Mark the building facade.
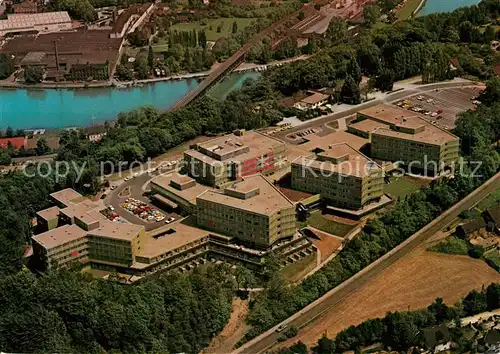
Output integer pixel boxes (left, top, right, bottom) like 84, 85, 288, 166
291, 143, 384, 210
196, 175, 296, 249
183, 130, 287, 187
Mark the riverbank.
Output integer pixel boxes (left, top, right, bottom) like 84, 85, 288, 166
0, 55, 310, 90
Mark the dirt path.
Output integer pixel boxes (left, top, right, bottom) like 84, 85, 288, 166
202, 298, 250, 354
279, 247, 500, 349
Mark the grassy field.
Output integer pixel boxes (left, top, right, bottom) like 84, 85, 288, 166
428, 236, 469, 256
476, 188, 500, 211
152, 44, 170, 53
281, 254, 317, 282
307, 212, 356, 237
170, 18, 257, 42
384, 176, 424, 199
396, 0, 423, 20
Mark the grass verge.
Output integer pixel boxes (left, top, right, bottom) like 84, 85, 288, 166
307, 212, 356, 237
281, 254, 316, 282
428, 236, 469, 255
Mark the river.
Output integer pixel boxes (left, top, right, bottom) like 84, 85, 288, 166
418, 0, 481, 16
0, 71, 260, 130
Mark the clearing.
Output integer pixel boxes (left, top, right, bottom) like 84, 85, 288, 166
202, 298, 250, 354
170, 18, 257, 42
307, 211, 358, 237
396, 0, 423, 20
384, 175, 429, 199
279, 246, 500, 348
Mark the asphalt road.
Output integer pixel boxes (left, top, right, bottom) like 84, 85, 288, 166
235, 171, 500, 354
273, 80, 482, 142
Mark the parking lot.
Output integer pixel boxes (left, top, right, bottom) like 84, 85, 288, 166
393, 86, 484, 130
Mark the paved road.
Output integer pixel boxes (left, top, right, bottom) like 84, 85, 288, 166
235, 171, 500, 354
273, 80, 482, 141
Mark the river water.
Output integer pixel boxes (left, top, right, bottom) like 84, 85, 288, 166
418, 0, 481, 16
0, 71, 260, 130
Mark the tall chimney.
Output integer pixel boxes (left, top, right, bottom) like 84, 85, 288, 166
53, 40, 59, 71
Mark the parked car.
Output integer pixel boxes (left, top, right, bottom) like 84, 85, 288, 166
276, 325, 288, 333
165, 217, 175, 224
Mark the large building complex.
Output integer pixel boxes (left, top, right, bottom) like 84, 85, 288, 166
0, 11, 72, 37
291, 143, 384, 210
353, 104, 460, 174
183, 130, 287, 187
196, 175, 296, 249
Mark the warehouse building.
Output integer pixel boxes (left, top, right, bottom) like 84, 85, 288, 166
291, 143, 384, 210
196, 175, 296, 249
0, 11, 72, 37
354, 104, 460, 174
183, 130, 287, 187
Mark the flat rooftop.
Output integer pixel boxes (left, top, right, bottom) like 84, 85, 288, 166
197, 174, 294, 215
292, 143, 381, 178
36, 206, 60, 221
297, 130, 369, 153
32, 224, 87, 249
151, 173, 214, 204
185, 131, 284, 165
358, 104, 458, 145
50, 188, 84, 206
348, 118, 389, 134
87, 221, 144, 241
138, 217, 210, 258
0, 11, 71, 31
60, 203, 106, 225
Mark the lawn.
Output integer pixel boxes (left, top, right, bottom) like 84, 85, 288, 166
396, 0, 423, 20
281, 254, 316, 282
307, 212, 356, 237
384, 176, 424, 199
476, 188, 500, 211
152, 44, 170, 53
170, 17, 257, 42
428, 236, 470, 256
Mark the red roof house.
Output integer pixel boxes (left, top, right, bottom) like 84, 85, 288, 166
0, 137, 26, 149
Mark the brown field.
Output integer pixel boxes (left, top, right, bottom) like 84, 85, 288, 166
279, 247, 500, 349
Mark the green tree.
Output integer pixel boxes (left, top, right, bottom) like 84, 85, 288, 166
36, 138, 50, 156
479, 76, 500, 105
363, 4, 380, 26
24, 66, 44, 84
148, 45, 154, 69
5, 126, 13, 138
298, 11, 305, 20
0, 54, 14, 79
340, 75, 361, 104
232, 20, 238, 33
375, 68, 395, 91
116, 64, 132, 81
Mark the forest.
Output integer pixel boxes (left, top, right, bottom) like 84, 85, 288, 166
280, 283, 500, 354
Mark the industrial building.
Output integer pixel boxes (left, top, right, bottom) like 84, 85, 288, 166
1, 29, 121, 81
0, 11, 72, 37
183, 130, 287, 187
354, 104, 460, 174
196, 175, 297, 249
291, 143, 384, 210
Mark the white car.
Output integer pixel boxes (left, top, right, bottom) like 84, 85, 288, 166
108, 206, 115, 211
156, 216, 165, 222
165, 217, 175, 224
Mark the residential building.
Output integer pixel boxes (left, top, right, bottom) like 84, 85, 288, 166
196, 175, 296, 249
294, 92, 329, 110
183, 130, 287, 187
50, 188, 85, 208
291, 143, 384, 210
0, 136, 26, 149
0, 12, 72, 37
356, 104, 460, 174
35, 205, 60, 231
12, 0, 38, 14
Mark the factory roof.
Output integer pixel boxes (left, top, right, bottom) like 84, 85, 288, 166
0, 11, 71, 31
32, 224, 87, 250
197, 175, 294, 215
292, 143, 381, 178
